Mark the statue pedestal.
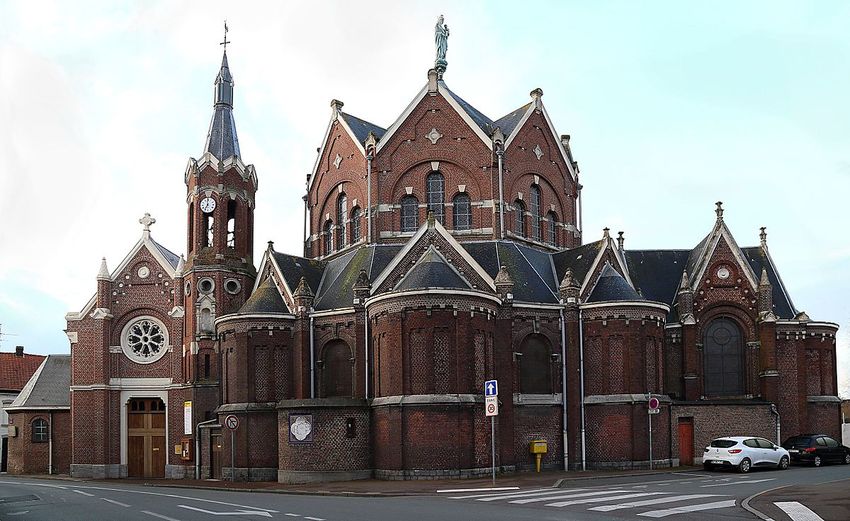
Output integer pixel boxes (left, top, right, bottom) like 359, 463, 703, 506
435, 59, 447, 78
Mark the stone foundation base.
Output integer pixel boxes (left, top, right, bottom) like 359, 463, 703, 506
70, 464, 126, 479
374, 465, 516, 480
223, 467, 277, 482
165, 464, 193, 479
278, 469, 372, 484
584, 459, 673, 470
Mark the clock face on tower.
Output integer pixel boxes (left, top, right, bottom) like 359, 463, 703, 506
200, 197, 216, 213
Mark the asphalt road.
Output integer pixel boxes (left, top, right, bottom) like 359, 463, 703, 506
1, 464, 848, 521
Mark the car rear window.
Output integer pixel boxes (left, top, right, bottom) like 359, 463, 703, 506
783, 436, 813, 448
710, 440, 738, 448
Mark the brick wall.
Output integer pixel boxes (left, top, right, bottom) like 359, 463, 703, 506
671, 403, 776, 464
7, 410, 70, 474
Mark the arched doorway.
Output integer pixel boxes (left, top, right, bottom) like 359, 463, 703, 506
703, 318, 744, 396
127, 398, 166, 478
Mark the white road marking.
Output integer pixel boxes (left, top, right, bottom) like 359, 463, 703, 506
178, 505, 273, 517
72, 489, 95, 497
437, 486, 519, 493
774, 501, 826, 521
638, 499, 737, 517
467, 488, 586, 501
590, 494, 723, 512
304, 517, 325, 521
142, 511, 181, 521
7, 512, 29, 516
510, 489, 630, 504
701, 478, 775, 487
101, 497, 131, 507
545, 492, 666, 508
284, 515, 300, 518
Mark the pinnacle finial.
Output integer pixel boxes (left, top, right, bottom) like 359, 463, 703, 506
220, 20, 230, 52
759, 268, 771, 287
617, 231, 624, 250
97, 257, 110, 280
602, 227, 610, 239
175, 255, 185, 277
715, 201, 724, 220
139, 213, 156, 236
267, 240, 275, 251
678, 270, 691, 292
759, 226, 767, 248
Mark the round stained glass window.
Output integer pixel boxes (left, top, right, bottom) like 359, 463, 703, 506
121, 317, 169, 364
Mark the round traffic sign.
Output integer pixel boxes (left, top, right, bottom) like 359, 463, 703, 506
648, 397, 660, 410
487, 402, 496, 414
224, 414, 239, 430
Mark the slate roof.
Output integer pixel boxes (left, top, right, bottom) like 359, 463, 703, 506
442, 85, 496, 136
587, 263, 645, 303
204, 53, 240, 160
741, 247, 796, 319
494, 103, 531, 137
552, 240, 604, 287
0, 351, 46, 392
625, 249, 691, 320
340, 112, 386, 144
314, 248, 372, 310
395, 247, 470, 291
272, 252, 325, 296
238, 277, 289, 314
8, 355, 70, 409
150, 238, 181, 269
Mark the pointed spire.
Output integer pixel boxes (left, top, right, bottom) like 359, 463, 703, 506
97, 257, 110, 280
678, 270, 691, 293
759, 268, 771, 287
494, 265, 515, 301
175, 255, 185, 277
759, 227, 768, 249
204, 45, 241, 160
715, 201, 724, 221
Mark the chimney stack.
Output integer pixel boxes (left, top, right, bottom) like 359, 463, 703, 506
15, 345, 24, 357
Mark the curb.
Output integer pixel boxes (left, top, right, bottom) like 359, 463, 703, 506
741, 484, 787, 521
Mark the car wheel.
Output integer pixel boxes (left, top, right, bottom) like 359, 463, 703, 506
844, 453, 850, 465
703, 463, 713, 471
738, 458, 751, 473
813, 455, 822, 467
778, 456, 789, 470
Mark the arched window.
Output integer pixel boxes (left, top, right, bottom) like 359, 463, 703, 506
703, 318, 744, 396
31, 418, 48, 443
547, 211, 559, 246
529, 184, 542, 241
323, 220, 333, 255
514, 200, 526, 237
336, 193, 347, 249
426, 172, 445, 224
226, 200, 237, 248
519, 335, 552, 394
453, 193, 471, 230
350, 206, 361, 243
188, 202, 194, 252
401, 195, 419, 232
204, 215, 214, 248
322, 341, 352, 397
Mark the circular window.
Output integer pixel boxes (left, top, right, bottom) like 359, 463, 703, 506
121, 317, 169, 364
198, 278, 215, 294
137, 266, 150, 279
224, 278, 241, 295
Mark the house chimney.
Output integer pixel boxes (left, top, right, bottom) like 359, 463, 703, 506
15, 345, 24, 357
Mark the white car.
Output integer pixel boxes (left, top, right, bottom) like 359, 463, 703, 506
703, 436, 790, 473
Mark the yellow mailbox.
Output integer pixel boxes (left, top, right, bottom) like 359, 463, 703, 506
529, 439, 548, 472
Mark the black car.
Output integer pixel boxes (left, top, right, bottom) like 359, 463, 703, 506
781, 434, 850, 466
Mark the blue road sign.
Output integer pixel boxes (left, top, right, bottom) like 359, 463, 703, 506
484, 379, 498, 397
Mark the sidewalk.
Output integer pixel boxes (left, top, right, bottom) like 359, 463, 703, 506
13, 466, 700, 497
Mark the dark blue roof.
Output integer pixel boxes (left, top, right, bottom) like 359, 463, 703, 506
587, 264, 644, 303
340, 112, 386, 145
494, 103, 531, 138
150, 238, 181, 268
741, 247, 796, 319
395, 247, 470, 291
272, 252, 325, 296
442, 85, 495, 135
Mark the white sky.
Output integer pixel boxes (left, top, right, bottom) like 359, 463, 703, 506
1, 1, 848, 396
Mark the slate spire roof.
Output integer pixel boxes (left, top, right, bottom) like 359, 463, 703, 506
204, 51, 241, 160
587, 263, 645, 303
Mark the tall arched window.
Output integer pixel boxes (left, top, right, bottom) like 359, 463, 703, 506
350, 206, 361, 243
426, 172, 445, 224
226, 200, 237, 248
547, 211, 559, 246
529, 184, 542, 241
336, 192, 347, 249
323, 220, 333, 255
453, 193, 471, 230
519, 335, 552, 394
703, 318, 744, 396
514, 200, 526, 237
401, 195, 419, 232
322, 341, 352, 398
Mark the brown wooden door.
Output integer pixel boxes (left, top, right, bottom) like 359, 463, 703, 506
211, 434, 223, 479
127, 398, 167, 478
678, 418, 694, 466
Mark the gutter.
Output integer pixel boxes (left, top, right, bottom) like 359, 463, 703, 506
560, 308, 568, 470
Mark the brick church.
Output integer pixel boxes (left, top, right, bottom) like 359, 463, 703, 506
7, 25, 841, 481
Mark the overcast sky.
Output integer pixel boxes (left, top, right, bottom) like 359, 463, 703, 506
1, 1, 848, 395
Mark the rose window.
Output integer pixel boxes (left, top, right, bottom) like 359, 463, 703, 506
121, 317, 169, 364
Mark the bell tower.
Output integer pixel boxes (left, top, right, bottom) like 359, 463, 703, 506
182, 44, 258, 384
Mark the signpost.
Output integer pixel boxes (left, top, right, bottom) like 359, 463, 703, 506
484, 379, 498, 485
647, 396, 659, 470
224, 414, 239, 481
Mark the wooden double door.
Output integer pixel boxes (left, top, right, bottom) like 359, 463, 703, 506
127, 398, 166, 478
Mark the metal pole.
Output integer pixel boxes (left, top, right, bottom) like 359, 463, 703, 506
491, 416, 496, 485
230, 429, 235, 482
648, 406, 653, 471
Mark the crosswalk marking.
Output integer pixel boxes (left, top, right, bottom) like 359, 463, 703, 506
449, 488, 565, 500
437, 486, 519, 493
637, 499, 737, 517
700, 478, 775, 487
774, 501, 825, 521
589, 494, 722, 512
545, 492, 666, 508
473, 488, 587, 502
510, 489, 630, 504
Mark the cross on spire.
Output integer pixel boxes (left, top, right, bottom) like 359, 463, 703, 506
140, 212, 156, 235
220, 20, 230, 52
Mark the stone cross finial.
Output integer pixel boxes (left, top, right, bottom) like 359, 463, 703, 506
603, 227, 610, 239
715, 201, 724, 220
139, 213, 156, 235
759, 226, 767, 249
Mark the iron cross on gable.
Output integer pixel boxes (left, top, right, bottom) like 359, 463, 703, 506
220, 21, 230, 51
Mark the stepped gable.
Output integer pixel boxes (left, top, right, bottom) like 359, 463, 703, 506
586, 263, 645, 303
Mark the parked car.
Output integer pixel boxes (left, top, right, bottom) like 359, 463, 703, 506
703, 436, 790, 473
781, 434, 850, 467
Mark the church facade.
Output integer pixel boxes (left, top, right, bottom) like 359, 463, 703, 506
18, 36, 839, 481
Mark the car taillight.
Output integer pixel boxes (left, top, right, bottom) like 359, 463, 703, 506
804, 447, 817, 453
728, 449, 743, 454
